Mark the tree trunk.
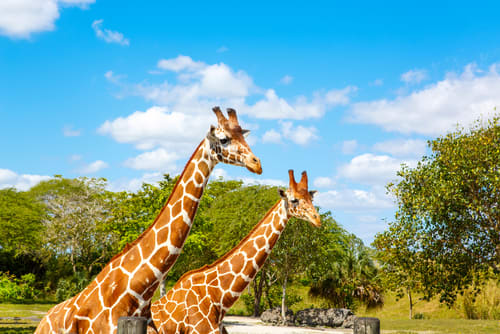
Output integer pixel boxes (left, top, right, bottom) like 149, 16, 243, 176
408, 288, 413, 320
160, 280, 166, 297
281, 275, 288, 324
253, 272, 265, 316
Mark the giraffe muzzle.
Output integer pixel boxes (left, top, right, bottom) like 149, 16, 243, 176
245, 155, 262, 175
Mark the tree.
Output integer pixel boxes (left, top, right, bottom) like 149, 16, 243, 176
29, 176, 118, 279
309, 233, 383, 311
385, 114, 500, 305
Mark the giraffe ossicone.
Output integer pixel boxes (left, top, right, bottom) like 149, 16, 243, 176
35, 107, 261, 334
151, 169, 321, 334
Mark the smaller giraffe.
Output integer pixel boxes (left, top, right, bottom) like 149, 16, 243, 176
151, 170, 321, 334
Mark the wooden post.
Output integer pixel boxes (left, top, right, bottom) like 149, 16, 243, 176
354, 317, 380, 334
117, 317, 147, 334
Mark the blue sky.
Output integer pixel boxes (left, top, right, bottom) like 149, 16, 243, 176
1, 1, 500, 243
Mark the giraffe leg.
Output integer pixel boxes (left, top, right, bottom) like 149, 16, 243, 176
221, 325, 229, 334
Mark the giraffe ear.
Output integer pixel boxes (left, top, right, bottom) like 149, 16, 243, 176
309, 190, 318, 199
208, 125, 217, 139
278, 189, 287, 199
242, 129, 250, 138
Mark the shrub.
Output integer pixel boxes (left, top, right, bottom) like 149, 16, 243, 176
0, 272, 39, 301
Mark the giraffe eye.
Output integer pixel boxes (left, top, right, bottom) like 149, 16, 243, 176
291, 199, 299, 205
220, 138, 229, 145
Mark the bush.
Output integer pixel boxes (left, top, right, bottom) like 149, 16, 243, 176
55, 272, 91, 302
0, 272, 39, 301
460, 279, 500, 320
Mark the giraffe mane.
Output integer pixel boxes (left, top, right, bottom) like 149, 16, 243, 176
174, 200, 283, 282
110, 140, 206, 263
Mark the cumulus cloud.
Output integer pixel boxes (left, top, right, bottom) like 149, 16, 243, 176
339, 153, 415, 186
401, 69, 428, 84
0, 168, 50, 190
313, 176, 335, 188
262, 129, 282, 144
315, 187, 394, 212
98, 106, 210, 152
280, 121, 318, 146
79, 160, 109, 174
124, 148, 179, 172
92, 19, 129, 46
350, 63, 500, 135
373, 139, 428, 157
157, 55, 206, 72
0, 0, 94, 39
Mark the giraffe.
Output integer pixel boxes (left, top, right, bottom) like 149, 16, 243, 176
35, 107, 262, 334
150, 169, 321, 334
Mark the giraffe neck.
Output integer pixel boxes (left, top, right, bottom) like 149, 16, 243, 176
216, 199, 289, 310
117, 138, 217, 306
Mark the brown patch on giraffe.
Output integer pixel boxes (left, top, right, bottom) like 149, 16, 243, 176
198, 161, 209, 176
231, 275, 247, 292
111, 294, 139, 324
171, 200, 182, 218
222, 291, 237, 307
131, 263, 156, 294
229, 253, 245, 273
242, 261, 255, 277
207, 286, 221, 301
194, 317, 212, 333
185, 290, 198, 306
93, 309, 111, 333
194, 171, 203, 184
218, 273, 233, 291
122, 245, 142, 273
143, 281, 160, 301
140, 230, 157, 259
168, 184, 184, 206
217, 261, 230, 274
241, 242, 257, 258
169, 216, 189, 248
150, 245, 169, 270
255, 252, 268, 268
184, 180, 198, 198
255, 235, 266, 249
267, 232, 280, 247
101, 270, 129, 308
191, 273, 204, 286
183, 196, 198, 213
205, 270, 217, 284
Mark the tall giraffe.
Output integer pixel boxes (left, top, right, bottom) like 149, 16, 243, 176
35, 107, 262, 334
150, 170, 321, 334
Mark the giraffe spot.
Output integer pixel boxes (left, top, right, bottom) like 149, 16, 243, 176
140, 231, 157, 259
122, 246, 142, 273
183, 196, 198, 214
254, 236, 266, 249
111, 294, 140, 324
205, 270, 217, 284
242, 261, 255, 277
218, 261, 230, 274
185, 290, 198, 306
229, 253, 245, 273
130, 263, 156, 294
150, 245, 169, 271
268, 232, 280, 248
171, 200, 182, 218
180, 279, 192, 290
222, 291, 238, 308
231, 275, 247, 293
165, 298, 176, 314
241, 242, 257, 258
101, 271, 129, 308
184, 180, 199, 198
156, 226, 170, 247
143, 281, 160, 301
198, 161, 209, 176
207, 286, 221, 301
168, 184, 184, 206
170, 216, 189, 248
190, 273, 204, 286
256, 254, 268, 268
194, 171, 203, 184
219, 273, 233, 291
194, 317, 212, 334
92, 309, 111, 333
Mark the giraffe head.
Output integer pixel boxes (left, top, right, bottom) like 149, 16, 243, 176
279, 169, 321, 227
208, 106, 262, 174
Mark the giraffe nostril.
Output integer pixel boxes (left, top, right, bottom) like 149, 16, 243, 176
252, 157, 258, 163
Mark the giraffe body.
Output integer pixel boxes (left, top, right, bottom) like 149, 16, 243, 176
35, 108, 261, 334
151, 170, 320, 334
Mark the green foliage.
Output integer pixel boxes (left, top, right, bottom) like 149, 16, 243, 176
0, 272, 39, 301
382, 114, 500, 306
55, 272, 91, 302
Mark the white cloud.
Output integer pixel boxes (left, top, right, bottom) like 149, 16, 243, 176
98, 106, 211, 152
280, 75, 293, 85
157, 55, 206, 72
341, 140, 358, 154
0, 168, 50, 190
0, 0, 94, 39
350, 63, 500, 136
262, 129, 282, 144
313, 176, 335, 188
401, 69, 428, 84
108, 172, 163, 192
80, 160, 109, 174
281, 121, 318, 146
315, 187, 394, 212
339, 153, 415, 186
92, 19, 129, 46
370, 78, 384, 86
212, 168, 229, 180
124, 148, 178, 172
373, 139, 427, 157
63, 125, 81, 137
